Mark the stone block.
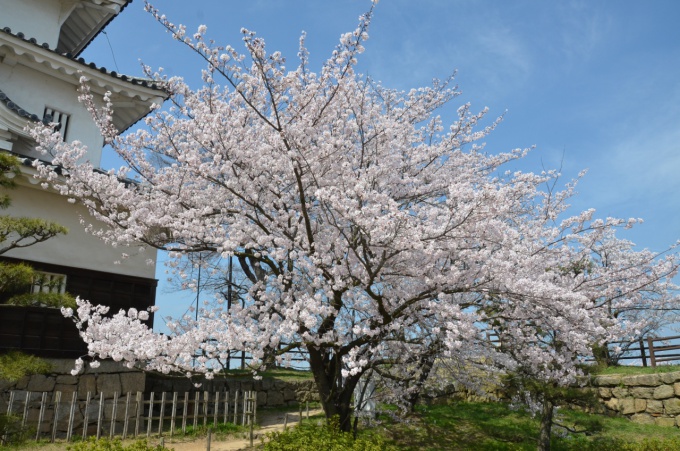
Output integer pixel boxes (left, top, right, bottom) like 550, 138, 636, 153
120, 372, 145, 394
14, 376, 29, 390
96, 374, 121, 395
598, 387, 612, 398
55, 384, 77, 394
612, 386, 629, 398
620, 397, 637, 415
261, 378, 274, 391
593, 375, 621, 386
45, 358, 80, 374
630, 387, 654, 399
267, 391, 285, 407
56, 375, 78, 385
635, 398, 647, 412
283, 388, 296, 401
664, 398, 680, 415
646, 399, 664, 414
27, 374, 56, 392
630, 413, 656, 425
78, 374, 96, 398
655, 417, 677, 427
256, 391, 267, 407
624, 374, 661, 387
660, 371, 680, 384
653, 384, 675, 400
674, 382, 680, 396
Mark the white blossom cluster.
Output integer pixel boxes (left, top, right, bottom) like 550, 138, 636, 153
30, 3, 679, 423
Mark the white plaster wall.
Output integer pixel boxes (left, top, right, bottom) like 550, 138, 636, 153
0, 0, 71, 48
0, 63, 103, 165
2, 178, 156, 279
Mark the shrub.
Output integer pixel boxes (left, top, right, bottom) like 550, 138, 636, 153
0, 414, 32, 446
181, 421, 243, 438
618, 437, 680, 451
0, 351, 51, 383
264, 417, 396, 451
67, 438, 172, 451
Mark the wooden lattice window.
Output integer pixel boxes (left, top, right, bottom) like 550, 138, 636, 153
31, 271, 67, 295
43, 107, 70, 140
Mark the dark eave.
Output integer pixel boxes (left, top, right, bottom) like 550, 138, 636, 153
57, 0, 133, 57
0, 88, 51, 125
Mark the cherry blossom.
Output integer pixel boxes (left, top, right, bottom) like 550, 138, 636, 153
30, 3, 679, 431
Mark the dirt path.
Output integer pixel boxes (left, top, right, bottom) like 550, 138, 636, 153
162, 409, 324, 451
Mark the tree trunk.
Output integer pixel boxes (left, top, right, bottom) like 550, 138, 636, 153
307, 345, 359, 432
592, 343, 613, 367
537, 397, 554, 451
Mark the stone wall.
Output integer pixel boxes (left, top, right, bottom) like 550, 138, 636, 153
0, 358, 317, 414
593, 371, 680, 427
0, 358, 145, 403
144, 373, 318, 407
0, 359, 318, 438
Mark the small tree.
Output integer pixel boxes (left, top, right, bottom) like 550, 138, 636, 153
0, 152, 72, 308
31, 3, 679, 432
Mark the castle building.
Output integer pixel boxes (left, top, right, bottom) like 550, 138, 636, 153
0, 0, 165, 357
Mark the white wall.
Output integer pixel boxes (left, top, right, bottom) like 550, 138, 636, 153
0, 63, 104, 165
0, 0, 72, 48
2, 178, 156, 279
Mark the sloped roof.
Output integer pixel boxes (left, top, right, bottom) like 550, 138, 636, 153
0, 88, 51, 125
57, 0, 132, 57
0, 26, 168, 133
1, 27, 163, 93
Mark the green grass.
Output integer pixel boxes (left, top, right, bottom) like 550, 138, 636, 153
179, 420, 246, 439
221, 367, 313, 381
358, 402, 680, 451
594, 364, 680, 375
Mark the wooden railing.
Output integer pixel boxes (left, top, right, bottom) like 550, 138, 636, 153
643, 335, 680, 367
2, 389, 257, 444
485, 331, 680, 368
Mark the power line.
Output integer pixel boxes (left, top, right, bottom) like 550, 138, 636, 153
101, 31, 120, 73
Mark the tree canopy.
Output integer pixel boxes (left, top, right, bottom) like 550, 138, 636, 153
31, 3, 679, 432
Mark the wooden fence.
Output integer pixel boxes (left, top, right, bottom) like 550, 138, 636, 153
485, 332, 680, 368
2, 389, 257, 444
591, 336, 680, 367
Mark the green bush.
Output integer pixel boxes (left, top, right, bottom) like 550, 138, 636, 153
618, 437, 680, 451
0, 413, 32, 446
264, 417, 396, 451
564, 436, 680, 451
181, 421, 243, 438
0, 351, 51, 382
67, 438, 172, 451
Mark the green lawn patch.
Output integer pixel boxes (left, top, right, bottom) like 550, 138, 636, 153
356, 402, 680, 451
594, 365, 680, 376
222, 367, 313, 381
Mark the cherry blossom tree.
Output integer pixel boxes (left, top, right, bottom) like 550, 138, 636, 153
30, 3, 678, 432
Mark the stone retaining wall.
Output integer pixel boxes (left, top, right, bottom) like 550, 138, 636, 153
144, 373, 318, 407
0, 359, 145, 401
592, 371, 680, 427
0, 358, 317, 414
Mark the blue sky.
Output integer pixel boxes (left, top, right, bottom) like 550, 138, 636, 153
82, 1, 680, 329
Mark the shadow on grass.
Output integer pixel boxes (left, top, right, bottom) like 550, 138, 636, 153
379, 402, 538, 451
371, 401, 680, 451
